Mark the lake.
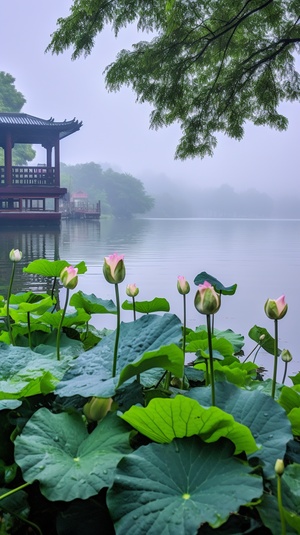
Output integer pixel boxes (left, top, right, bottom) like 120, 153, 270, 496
0, 217, 299, 381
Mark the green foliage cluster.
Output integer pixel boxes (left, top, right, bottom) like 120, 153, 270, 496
0, 258, 299, 534
48, 0, 300, 158
0, 72, 35, 165
61, 162, 154, 218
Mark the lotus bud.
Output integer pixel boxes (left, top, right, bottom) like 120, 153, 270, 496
281, 349, 292, 363
103, 253, 126, 284
83, 397, 113, 422
60, 266, 78, 290
126, 283, 139, 297
275, 459, 285, 476
194, 281, 220, 315
264, 296, 288, 320
177, 276, 190, 295
9, 249, 22, 262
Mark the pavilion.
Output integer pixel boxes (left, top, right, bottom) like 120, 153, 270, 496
0, 112, 82, 223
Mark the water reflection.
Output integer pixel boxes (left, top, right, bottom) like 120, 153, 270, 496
0, 218, 299, 379
0, 225, 60, 295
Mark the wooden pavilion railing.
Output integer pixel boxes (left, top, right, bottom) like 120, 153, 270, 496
0, 166, 56, 186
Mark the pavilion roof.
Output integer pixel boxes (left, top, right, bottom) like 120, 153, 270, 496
0, 113, 82, 145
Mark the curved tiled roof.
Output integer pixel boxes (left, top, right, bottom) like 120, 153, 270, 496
0, 113, 82, 143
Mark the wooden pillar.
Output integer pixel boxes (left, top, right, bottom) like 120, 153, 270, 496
54, 139, 60, 186
5, 132, 13, 186
46, 145, 52, 167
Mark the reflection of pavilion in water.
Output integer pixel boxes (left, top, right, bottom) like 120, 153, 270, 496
0, 226, 60, 295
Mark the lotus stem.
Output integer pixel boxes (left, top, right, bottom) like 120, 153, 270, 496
27, 311, 32, 349
282, 361, 288, 385
277, 472, 286, 535
180, 293, 187, 389
56, 288, 69, 361
112, 283, 121, 378
271, 319, 278, 399
206, 314, 216, 406
132, 296, 136, 321
0, 481, 32, 501
205, 359, 209, 387
6, 261, 16, 345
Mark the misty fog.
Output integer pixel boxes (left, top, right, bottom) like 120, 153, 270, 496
1, 0, 300, 206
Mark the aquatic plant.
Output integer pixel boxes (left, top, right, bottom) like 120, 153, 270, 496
0, 253, 299, 534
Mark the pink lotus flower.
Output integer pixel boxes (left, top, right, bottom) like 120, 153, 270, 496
194, 280, 220, 315
60, 266, 78, 290
264, 295, 288, 320
9, 249, 22, 262
177, 276, 190, 295
126, 283, 139, 297
103, 253, 126, 284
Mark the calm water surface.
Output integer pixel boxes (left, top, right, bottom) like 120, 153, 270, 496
0, 218, 299, 381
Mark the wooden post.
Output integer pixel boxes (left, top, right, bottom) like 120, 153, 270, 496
54, 139, 60, 187
5, 132, 13, 186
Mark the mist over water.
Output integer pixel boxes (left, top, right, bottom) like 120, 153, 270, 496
1, 218, 299, 383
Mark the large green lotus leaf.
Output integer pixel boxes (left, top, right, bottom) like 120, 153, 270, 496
23, 259, 87, 277
246, 378, 283, 398
118, 344, 184, 388
258, 465, 300, 535
284, 510, 300, 534
282, 464, 300, 534
8, 307, 51, 325
248, 325, 281, 356
214, 328, 244, 353
121, 395, 257, 455
257, 494, 290, 535
38, 309, 91, 328
188, 338, 233, 360
192, 326, 244, 353
70, 291, 117, 314
288, 408, 300, 436
194, 272, 237, 295
0, 400, 22, 410
34, 331, 83, 358
0, 344, 71, 398
283, 464, 300, 501
0, 323, 51, 344
107, 437, 262, 535
187, 382, 293, 478
56, 314, 182, 399
122, 297, 170, 314
278, 386, 300, 414
195, 359, 257, 387
0, 371, 58, 399
14, 410, 132, 502
292, 374, 300, 386
10, 292, 55, 314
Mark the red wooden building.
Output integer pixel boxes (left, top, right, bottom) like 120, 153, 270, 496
0, 113, 82, 223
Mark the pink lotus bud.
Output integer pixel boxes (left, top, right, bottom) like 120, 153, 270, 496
177, 276, 190, 295
9, 249, 22, 262
264, 295, 288, 320
194, 281, 220, 315
60, 266, 78, 290
103, 253, 126, 284
126, 283, 139, 297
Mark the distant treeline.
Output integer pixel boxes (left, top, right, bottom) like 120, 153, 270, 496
61, 162, 300, 219
61, 162, 154, 218
145, 183, 300, 219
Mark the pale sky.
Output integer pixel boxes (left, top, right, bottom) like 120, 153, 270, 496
1, 0, 299, 197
